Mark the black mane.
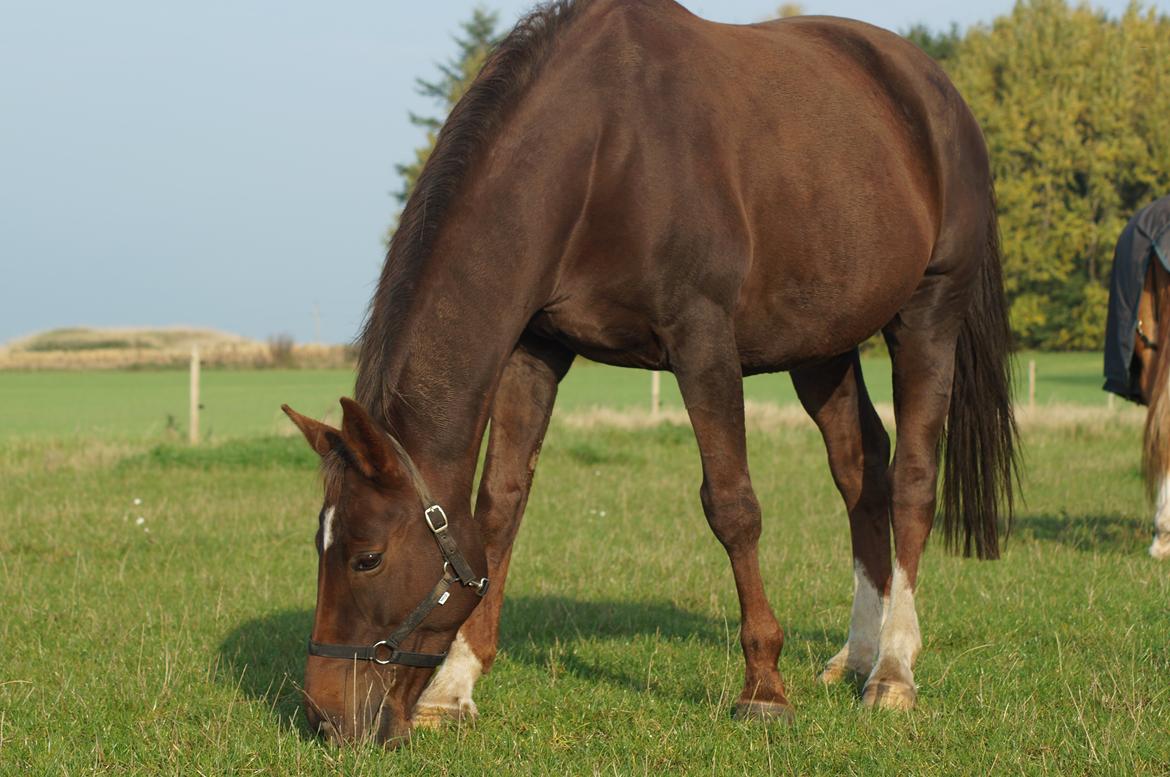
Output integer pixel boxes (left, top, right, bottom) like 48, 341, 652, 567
354, 0, 593, 424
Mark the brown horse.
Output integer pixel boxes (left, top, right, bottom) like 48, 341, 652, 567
1142, 257, 1170, 559
282, 0, 1016, 745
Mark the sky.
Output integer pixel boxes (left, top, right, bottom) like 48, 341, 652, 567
1, 0, 1162, 345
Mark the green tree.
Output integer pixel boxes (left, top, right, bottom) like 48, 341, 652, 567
393, 7, 502, 214
948, 0, 1170, 349
902, 22, 962, 62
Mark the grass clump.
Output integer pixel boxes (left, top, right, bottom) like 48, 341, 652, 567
119, 436, 318, 471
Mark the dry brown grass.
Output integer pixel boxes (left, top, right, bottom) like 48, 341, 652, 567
0, 327, 354, 370
559, 400, 1145, 432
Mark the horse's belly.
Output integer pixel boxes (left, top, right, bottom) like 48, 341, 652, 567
732, 246, 929, 372
530, 305, 669, 370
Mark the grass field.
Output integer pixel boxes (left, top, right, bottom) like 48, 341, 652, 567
1, 355, 1167, 775
0, 351, 1111, 441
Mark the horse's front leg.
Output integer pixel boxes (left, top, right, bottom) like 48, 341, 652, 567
413, 335, 572, 727
668, 307, 793, 721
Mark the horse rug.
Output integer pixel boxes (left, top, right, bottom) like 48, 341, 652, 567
1104, 194, 1170, 401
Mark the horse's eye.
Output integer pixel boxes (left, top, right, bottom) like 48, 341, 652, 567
354, 553, 382, 572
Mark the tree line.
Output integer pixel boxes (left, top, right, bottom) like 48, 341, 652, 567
393, 1, 1170, 351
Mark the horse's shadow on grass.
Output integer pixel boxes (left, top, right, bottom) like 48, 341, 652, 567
1014, 511, 1151, 555
218, 596, 844, 730
218, 608, 312, 733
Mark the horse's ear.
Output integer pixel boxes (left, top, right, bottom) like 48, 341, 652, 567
281, 404, 337, 458
338, 397, 401, 482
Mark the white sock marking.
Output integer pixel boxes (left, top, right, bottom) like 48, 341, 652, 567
416, 631, 482, 717
844, 562, 885, 670
1151, 477, 1170, 559
873, 564, 921, 680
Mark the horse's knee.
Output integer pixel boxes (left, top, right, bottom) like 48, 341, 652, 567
700, 477, 762, 550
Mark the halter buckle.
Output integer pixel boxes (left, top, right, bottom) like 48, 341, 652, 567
424, 505, 448, 533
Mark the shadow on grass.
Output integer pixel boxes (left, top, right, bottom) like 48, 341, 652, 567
219, 608, 313, 736
1014, 511, 1151, 554
498, 596, 727, 703
499, 596, 844, 705
218, 596, 843, 726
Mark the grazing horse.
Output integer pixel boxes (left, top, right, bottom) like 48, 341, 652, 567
282, 0, 1016, 746
1103, 194, 1170, 558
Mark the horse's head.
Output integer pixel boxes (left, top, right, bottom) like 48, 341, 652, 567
282, 398, 487, 747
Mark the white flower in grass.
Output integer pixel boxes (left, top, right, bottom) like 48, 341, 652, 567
135, 517, 145, 526
132, 498, 142, 506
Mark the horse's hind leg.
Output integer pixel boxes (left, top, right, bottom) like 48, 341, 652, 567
861, 307, 960, 710
791, 350, 892, 684
413, 335, 572, 727
668, 313, 792, 721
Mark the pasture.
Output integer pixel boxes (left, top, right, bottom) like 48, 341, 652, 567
1, 355, 1167, 774
0, 351, 1107, 441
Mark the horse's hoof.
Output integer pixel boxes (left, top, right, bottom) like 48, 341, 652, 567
818, 645, 874, 685
412, 699, 478, 730
1150, 535, 1170, 560
818, 658, 869, 685
861, 680, 917, 710
818, 665, 844, 684
732, 700, 795, 723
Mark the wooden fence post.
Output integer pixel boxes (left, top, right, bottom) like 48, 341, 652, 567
190, 346, 200, 445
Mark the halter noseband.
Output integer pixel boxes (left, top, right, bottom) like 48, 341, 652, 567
307, 446, 489, 668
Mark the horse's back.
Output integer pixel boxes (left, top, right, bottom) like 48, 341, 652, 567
529, 1, 993, 371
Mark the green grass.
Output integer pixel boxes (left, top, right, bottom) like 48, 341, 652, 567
0, 351, 1113, 441
1, 413, 1166, 774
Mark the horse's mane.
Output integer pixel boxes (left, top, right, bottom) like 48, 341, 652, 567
354, 0, 594, 426
1143, 263, 1170, 497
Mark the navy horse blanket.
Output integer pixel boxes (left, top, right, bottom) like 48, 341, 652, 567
1104, 195, 1170, 401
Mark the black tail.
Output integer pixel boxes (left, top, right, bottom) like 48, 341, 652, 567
940, 203, 1019, 559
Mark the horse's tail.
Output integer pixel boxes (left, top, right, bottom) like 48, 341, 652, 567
939, 193, 1019, 559
1141, 264, 1170, 499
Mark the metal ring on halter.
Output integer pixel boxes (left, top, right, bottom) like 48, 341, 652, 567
372, 641, 395, 665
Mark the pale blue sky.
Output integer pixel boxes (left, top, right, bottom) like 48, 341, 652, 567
0, 0, 1159, 344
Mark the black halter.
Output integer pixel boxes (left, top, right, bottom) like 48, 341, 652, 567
307, 448, 489, 668
1138, 312, 1158, 351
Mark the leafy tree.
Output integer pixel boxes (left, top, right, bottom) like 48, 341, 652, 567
948, 0, 1170, 349
902, 22, 962, 62
390, 7, 502, 233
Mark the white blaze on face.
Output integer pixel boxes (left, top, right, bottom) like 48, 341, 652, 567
876, 564, 921, 674
1151, 478, 1170, 559
414, 630, 483, 723
322, 506, 337, 551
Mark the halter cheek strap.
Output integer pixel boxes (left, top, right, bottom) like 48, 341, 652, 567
306, 503, 489, 667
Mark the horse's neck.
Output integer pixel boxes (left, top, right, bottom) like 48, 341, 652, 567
360, 90, 589, 495
361, 207, 541, 497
